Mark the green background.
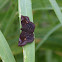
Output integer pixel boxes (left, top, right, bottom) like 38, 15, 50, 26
0, 0, 62, 62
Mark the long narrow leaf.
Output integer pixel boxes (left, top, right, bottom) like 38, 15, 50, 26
0, 30, 16, 62
49, 0, 62, 24
18, 0, 35, 62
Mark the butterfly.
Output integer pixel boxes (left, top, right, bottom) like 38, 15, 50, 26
18, 15, 35, 46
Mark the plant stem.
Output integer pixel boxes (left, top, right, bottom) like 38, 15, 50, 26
18, 0, 35, 62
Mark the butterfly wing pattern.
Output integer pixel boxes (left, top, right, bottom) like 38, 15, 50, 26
18, 15, 35, 47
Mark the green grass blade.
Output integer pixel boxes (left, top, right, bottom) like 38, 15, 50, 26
49, 0, 62, 24
3, 6, 17, 37
18, 0, 35, 62
0, 0, 9, 10
46, 50, 52, 62
0, 30, 16, 62
32, 0, 62, 11
36, 24, 61, 51
1, 5, 12, 32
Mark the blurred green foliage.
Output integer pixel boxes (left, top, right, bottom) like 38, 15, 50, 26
0, 0, 62, 62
